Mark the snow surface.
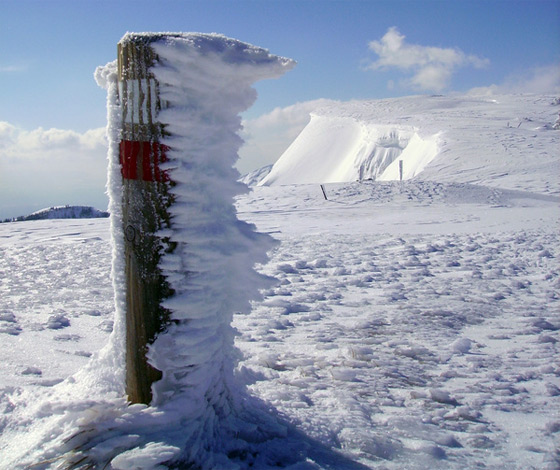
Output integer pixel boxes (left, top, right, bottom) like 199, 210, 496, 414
1, 180, 558, 469
0, 90, 559, 469
259, 94, 560, 196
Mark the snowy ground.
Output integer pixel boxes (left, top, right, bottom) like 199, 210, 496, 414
0, 219, 114, 390
235, 181, 560, 469
1, 180, 558, 469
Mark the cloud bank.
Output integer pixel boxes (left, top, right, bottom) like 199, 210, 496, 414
0, 122, 108, 219
501, 64, 560, 94
367, 27, 489, 92
468, 63, 560, 96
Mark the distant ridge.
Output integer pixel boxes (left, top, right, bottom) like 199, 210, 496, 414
2, 205, 109, 223
239, 164, 273, 187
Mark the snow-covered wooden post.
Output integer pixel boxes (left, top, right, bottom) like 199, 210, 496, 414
110, 33, 294, 418
82, 33, 294, 468
117, 35, 175, 404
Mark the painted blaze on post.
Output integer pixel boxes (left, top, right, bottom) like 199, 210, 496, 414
117, 35, 174, 405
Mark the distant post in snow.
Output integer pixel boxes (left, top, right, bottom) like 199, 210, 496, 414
399, 160, 404, 182
117, 35, 174, 405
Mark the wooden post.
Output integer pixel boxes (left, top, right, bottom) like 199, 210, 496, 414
320, 184, 328, 200
117, 35, 175, 404
399, 160, 403, 182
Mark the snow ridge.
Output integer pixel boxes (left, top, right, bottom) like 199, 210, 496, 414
259, 115, 439, 186
240, 164, 273, 187
1, 205, 109, 223
259, 94, 559, 194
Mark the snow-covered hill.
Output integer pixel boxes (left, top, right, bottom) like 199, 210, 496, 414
2, 205, 109, 223
259, 94, 560, 195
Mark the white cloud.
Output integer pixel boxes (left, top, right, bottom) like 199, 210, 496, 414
367, 27, 489, 92
468, 63, 560, 96
0, 123, 108, 219
501, 64, 560, 94
238, 99, 338, 174
0, 122, 18, 148
2, 124, 106, 156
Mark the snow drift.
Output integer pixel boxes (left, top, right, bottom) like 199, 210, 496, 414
259, 94, 560, 195
259, 115, 439, 185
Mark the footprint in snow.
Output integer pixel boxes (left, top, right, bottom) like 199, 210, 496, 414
0, 325, 22, 335
0, 312, 16, 323
54, 334, 81, 342
46, 314, 70, 330
97, 319, 114, 332
0, 312, 22, 335
21, 366, 42, 376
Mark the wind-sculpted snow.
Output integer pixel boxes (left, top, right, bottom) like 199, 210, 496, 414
0, 220, 113, 389
236, 228, 559, 468
259, 116, 439, 186
259, 94, 560, 195
235, 181, 560, 469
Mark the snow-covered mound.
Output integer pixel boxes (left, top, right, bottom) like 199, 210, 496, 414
259, 94, 560, 195
3, 205, 109, 223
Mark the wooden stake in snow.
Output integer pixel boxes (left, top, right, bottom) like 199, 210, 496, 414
399, 160, 404, 182
117, 35, 174, 405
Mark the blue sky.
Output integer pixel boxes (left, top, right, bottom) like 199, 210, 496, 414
1, 0, 559, 218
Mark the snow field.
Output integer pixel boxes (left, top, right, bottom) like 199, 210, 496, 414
234, 181, 560, 469
0, 86, 558, 468
0, 219, 114, 390
0, 179, 558, 469
236, 230, 559, 468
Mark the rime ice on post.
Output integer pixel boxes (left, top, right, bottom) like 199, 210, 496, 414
113, 34, 294, 407
101, 32, 294, 465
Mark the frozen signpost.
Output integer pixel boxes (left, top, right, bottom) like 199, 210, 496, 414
92, 33, 294, 468
1, 32, 297, 470
111, 33, 293, 407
